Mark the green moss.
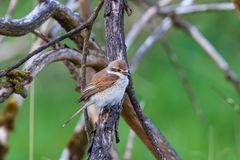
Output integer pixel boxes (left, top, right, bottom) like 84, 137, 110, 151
0, 70, 31, 96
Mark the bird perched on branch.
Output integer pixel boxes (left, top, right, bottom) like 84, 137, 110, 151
63, 59, 130, 126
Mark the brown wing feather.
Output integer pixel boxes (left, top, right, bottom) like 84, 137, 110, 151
79, 69, 119, 102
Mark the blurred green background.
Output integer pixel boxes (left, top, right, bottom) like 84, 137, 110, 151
1, 0, 240, 159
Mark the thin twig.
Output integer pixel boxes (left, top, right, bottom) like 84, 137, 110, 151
31, 30, 50, 43
49, 0, 80, 39
81, 28, 93, 142
161, 3, 234, 15
63, 61, 82, 92
5, 0, 18, 18
125, 0, 171, 49
0, 0, 104, 78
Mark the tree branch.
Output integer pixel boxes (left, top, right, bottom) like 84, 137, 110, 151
88, 0, 127, 158
161, 3, 234, 15
0, 0, 57, 36
0, 0, 104, 78
81, 29, 93, 142
0, 48, 107, 103
131, 0, 194, 72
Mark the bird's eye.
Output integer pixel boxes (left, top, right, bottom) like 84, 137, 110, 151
117, 69, 121, 72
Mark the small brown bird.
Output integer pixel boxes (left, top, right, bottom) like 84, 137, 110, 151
63, 59, 130, 126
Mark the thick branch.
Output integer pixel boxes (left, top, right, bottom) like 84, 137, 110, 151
88, 0, 127, 158
104, 0, 126, 61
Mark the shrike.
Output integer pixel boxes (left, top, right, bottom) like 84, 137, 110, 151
63, 59, 130, 126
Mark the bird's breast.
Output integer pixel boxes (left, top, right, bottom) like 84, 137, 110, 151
91, 77, 129, 107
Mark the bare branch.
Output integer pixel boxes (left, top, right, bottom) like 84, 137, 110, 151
63, 61, 82, 92
88, 0, 127, 158
49, 0, 80, 37
161, 3, 234, 15
0, 0, 57, 36
0, 48, 107, 103
0, 0, 104, 78
81, 29, 93, 142
60, 67, 98, 160
0, 0, 101, 52
130, 18, 172, 72
127, 1, 195, 159
5, 0, 18, 18
129, 2, 234, 60
131, 0, 194, 72
126, 0, 171, 49
126, 6, 157, 49
173, 18, 240, 92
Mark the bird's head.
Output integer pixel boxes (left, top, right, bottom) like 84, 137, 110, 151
107, 59, 130, 77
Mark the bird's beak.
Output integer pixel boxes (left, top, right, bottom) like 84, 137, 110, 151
123, 70, 130, 77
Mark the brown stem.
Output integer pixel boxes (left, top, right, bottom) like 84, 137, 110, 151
81, 28, 93, 142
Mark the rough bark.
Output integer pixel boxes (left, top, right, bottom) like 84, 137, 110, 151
88, 0, 126, 159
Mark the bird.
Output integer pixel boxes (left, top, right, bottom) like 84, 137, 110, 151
63, 59, 130, 126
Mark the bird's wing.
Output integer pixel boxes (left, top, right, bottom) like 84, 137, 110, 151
79, 69, 119, 102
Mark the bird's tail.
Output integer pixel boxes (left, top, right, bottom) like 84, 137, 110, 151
62, 102, 90, 127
